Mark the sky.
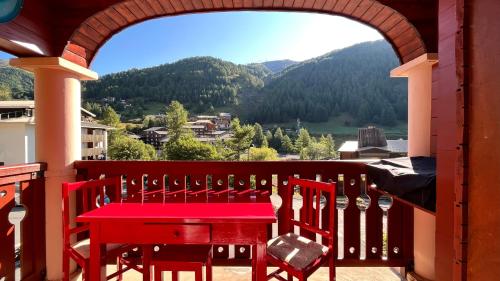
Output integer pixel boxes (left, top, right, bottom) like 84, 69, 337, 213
0, 11, 383, 75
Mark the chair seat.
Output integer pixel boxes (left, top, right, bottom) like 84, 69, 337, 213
267, 233, 329, 271
152, 245, 212, 262
71, 238, 122, 259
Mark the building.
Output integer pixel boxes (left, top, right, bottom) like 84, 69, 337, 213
141, 126, 168, 150
0, 101, 112, 164
338, 127, 408, 160
194, 113, 231, 130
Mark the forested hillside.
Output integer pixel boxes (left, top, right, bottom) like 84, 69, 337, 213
1, 41, 407, 127
245, 41, 407, 126
0, 60, 34, 100
83, 57, 265, 114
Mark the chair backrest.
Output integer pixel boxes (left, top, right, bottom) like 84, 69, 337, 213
283, 176, 336, 245
62, 177, 122, 249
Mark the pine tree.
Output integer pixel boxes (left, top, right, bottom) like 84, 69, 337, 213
253, 123, 265, 147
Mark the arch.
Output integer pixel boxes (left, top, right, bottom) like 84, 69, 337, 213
62, 0, 428, 68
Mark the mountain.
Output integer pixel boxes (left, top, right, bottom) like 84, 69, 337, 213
0, 59, 34, 100
244, 41, 407, 126
83, 56, 265, 117
1, 41, 407, 127
257, 60, 298, 74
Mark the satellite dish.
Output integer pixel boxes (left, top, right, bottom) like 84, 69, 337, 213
0, 0, 24, 23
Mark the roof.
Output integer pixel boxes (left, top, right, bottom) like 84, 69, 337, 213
387, 139, 408, 153
0, 100, 97, 117
143, 126, 165, 132
81, 108, 96, 118
338, 141, 359, 152
338, 140, 408, 153
196, 115, 217, 119
80, 121, 113, 130
0, 100, 35, 109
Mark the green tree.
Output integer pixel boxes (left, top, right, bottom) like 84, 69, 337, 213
0, 85, 12, 100
281, 135, 294, 154
295, 128, 311, 152
271, 127, 284, 152
165, 101, 189, 142
253, 123, 265, 148
248, 147, 278, 161
162, 135, 218, 160
228, 118, 255, 160
108, 134, 157, 160
319, 134, 337, 159
300, 141, 327, 160
101, 106, 120, 128
265, 130, 273, 145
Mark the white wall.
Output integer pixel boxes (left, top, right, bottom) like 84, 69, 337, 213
0, 122, 29, 165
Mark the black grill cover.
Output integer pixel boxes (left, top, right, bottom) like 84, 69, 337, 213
367, 157, 436, 212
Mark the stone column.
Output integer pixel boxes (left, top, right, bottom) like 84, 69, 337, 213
10, 57, 97, 280
391, 53, 438, 280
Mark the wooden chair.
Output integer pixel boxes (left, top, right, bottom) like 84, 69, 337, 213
62, 177, 143, 280
266, 177, 336, 281
140, 176, 213, 281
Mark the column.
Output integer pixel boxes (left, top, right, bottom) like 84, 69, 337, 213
391, 53, 438, 280
10, 57, 97, 280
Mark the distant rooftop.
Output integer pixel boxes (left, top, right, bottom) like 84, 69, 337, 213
0, 100, 34, 109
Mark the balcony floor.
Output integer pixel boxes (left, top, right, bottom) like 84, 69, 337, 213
74, 266, 404, 281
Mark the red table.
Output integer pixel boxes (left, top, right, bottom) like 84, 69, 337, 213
76, 203, 276, 281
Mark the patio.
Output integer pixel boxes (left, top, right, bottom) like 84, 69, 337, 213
1, 1, 499, 281
74, 266, 405, 281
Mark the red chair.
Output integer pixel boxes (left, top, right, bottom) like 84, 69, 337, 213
266, 177, 336, 281
140, 176, 213, 281
62, 177, 142, 280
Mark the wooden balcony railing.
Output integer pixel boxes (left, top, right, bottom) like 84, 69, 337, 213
75, 160, 414, 269
0, 163, 46, 281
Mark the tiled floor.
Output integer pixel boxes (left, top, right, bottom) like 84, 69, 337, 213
76, 266, 404, 281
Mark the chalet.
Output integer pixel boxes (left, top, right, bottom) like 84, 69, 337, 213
338, 127, 408, 160
141, 126, 168, 149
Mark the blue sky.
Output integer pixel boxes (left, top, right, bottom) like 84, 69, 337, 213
0, 12, 383, 75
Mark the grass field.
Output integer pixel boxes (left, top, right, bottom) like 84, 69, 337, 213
262, 114, 407, 148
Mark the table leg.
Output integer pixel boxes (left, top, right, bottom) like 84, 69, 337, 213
90, 223, 102, 281
254, 242, 267, 281
142, 246, 152, 281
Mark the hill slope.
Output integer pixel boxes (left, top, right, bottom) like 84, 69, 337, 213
244, 41, 407, 126
83, 56, 265, 114
1, 41, 407, 128
0, 59, 34, 100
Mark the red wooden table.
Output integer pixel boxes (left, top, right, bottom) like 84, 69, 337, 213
76, 202, 276, 281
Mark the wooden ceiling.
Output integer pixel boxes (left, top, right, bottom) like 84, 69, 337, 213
0, 0, 437, 68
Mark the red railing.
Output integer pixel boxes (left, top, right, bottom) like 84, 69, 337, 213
75, 160, 414, 269
0, 163, 46, 281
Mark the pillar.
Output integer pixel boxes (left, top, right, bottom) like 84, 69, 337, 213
9, 57, 97, 280
391, 53, 438, 280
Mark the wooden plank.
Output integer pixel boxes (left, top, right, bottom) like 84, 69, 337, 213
351, 0, 374, 18
333, 0, 350, 12
302, 0, 317, 9
359, 1, 384, 22
124, 1, 147, 19
104, 7, 129, 26
0, 184, 15, 280
114, 4, 138, 22
134, 0, 157, 17
370, 6, 394, 27
322, 0, 338, 11
378, 13, 404, 33
223, 0, 234, 8
157, 0, 177, 13
342, 0, 363, 15
148, 0, 167, 14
